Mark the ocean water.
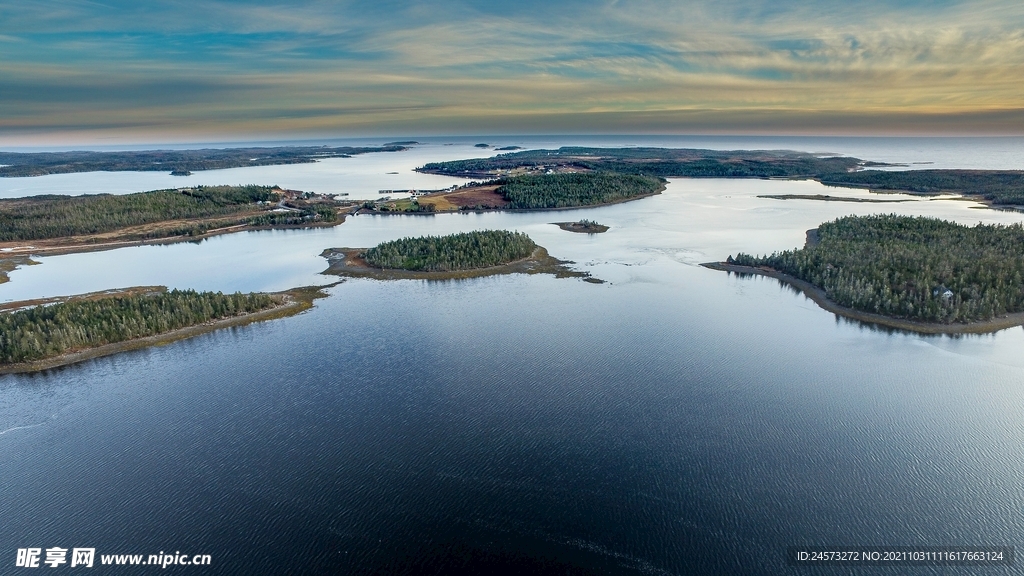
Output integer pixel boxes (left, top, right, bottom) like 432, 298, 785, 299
2, 137, 1024, 574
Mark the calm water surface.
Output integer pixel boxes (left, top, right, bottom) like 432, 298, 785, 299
4, 136, 1024, 199
2, 138, 1024, 574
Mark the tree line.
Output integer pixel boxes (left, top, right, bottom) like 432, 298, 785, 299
0, 185, 277, 242
495, 172, 664, 209
247, 205, 338, 226
0, 289, 277, 364
819, 170, 1024, 205
363, 230, 537, 271
728, 214, 1024, 323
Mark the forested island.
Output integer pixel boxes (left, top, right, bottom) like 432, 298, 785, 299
0, 185, 350, 261
0, 145, 407, 177
364, 230, 536, 271
321, 230, 593, 281
0, 285, 326, 372
368, 172, 665, 213
554, 219, 609, 233
707, 215, 1024, 332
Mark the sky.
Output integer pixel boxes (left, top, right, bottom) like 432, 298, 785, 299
2, 0, 1024, 143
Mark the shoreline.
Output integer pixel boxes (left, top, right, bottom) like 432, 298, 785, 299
321, 246, 595, 282
702, 262, 1024, 335
0, 216, 349, 262
0, 284, 332, 375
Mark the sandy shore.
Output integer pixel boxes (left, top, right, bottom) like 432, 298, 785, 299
0, 284, 332, 375
702, 262, 1024, 335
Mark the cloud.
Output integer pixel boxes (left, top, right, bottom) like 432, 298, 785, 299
2, 0, 1024, 141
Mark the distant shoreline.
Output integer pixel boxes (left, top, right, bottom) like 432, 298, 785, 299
0, 145, 407, 178
702, 262, 1024, 334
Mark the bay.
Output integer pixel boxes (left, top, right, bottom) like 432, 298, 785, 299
2, 137, 1024, 574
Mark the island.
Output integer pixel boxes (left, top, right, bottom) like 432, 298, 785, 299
554, 219, 609, 233
418, 146, 1024, 209
0, 285, 329, 373
0, 185, 354, 270
0, 145, 407, 177
363, 172, 665, 213
321, 230, 596, 282
704, 215, 1024, 333
757, 194, 912, 203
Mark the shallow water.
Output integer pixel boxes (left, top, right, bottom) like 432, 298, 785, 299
2, 138, 1024, 574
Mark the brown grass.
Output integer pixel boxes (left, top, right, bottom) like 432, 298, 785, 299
415, 185, 509, 211
443, 185, 508, 208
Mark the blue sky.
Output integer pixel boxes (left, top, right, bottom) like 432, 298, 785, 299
2, 0, 1023, 143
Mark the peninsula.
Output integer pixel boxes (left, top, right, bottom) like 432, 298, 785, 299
704, 215, 1024, 333
0, 285, 329, 373
364, 172, 665, 213
321, 230, 593, 281
0, 185, 353, 276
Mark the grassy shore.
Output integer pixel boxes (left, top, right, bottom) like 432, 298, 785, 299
0, 256, 39, 284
